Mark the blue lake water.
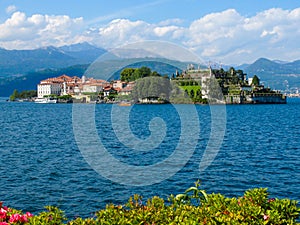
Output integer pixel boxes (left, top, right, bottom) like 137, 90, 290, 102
0, 98, 299, 218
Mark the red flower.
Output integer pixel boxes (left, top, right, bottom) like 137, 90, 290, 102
9, 213, 22, 223
0, 222, 9, 225
263, 214, 270, 220
0, 209, 7, 220
0, 208, 7, 213
25, 212, 33, 218
20, 212, 33, 223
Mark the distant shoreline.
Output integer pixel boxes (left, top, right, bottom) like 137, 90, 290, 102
3, 97, 296, 105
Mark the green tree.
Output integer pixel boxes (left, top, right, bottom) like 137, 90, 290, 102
151, 71, 161, 77
190, 89, 194, 98
139, 66, 151, 78
132, 76, 171, 102
18, 90, 37, 99
236, 69, 246, 83
251, 75, 260, 86
9, 89, 19, 101
120, 68, 136, 82
133, 69, 142, 80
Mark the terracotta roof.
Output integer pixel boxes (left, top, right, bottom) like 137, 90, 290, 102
103, 86, 112, 91
120, 86, 133, 92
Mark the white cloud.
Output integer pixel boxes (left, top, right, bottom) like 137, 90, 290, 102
0, 11, 84, 49
154, 26, 180, 37
158, 18, 184, 26
183, 8, 300, 63
96, 19, 153, 47
6, 5, 17, 14
0, 7, 300, 64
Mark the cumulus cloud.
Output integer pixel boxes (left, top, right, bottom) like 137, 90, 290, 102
158, 18, 184, 26
93, 18, 185, 47
6, 5, 17, 14
97, 19, 152, 46
0, 7, 300, 63
89, 7, 300, 63
183, 8, 300, 63
0, 11, 84, 49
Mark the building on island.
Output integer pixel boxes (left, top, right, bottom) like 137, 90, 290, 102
173, 65, 286, 104
36, 74, 135, 103
37, 83, 61, 98
36, 65, 286, 104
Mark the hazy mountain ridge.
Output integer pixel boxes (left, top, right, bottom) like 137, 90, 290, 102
243, 58, 300, 90
0, 65, 89, 96
0, 43, 300, 96
0, 58, 185, 96
0, 42, 106, 78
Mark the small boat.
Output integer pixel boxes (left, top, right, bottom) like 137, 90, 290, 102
118, 101, 132, 106
35, 97, 57, 104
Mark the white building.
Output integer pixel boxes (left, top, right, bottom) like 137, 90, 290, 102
248, 78, 253, 85
113, 80, 126, 89
200, 67, 213, 99
37, 83, 61, 98
82, 84, 104, 93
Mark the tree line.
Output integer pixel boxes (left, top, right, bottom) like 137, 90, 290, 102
9, 89, 37, 101
120, 66, 165, 82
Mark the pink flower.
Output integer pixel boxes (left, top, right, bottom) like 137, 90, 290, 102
263, 214, 270, 220
0, 210, 6, 220
20, 215, 28, 223
25, 212, 33, 218
0, 208, 7, 213
20, 212, 33, 223
0, 222, 9, 225
9, 213, 22, 223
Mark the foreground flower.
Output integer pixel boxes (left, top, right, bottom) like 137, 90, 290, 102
25, 212, 33, 218
9, 213, 22, 223
0, 210, 6, 220
263, 214, 270, 220
0, 222, 9, 225
21, 212, 33, 223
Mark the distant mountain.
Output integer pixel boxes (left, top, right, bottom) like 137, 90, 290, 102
0, 57, 186, 96
1, 42, 300, 96
273, 60, 289, 64
59, 42, 100, 52
0, 64, 89, 96
58, 42, 106, 63
243, 58, 300, 90
0, 42, 106, 78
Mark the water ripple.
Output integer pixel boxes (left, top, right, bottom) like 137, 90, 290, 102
0, 100, 299, 217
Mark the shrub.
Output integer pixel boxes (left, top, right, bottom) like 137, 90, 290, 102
1, 183, 299, 224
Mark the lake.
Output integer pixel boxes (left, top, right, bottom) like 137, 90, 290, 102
0, 98, 299, 218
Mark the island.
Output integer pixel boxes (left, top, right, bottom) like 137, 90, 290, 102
11, 65, 286, 104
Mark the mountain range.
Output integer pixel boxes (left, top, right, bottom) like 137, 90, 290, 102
0, 42, 299, 96
241, 58, 300, 91
0, 42, 106, 78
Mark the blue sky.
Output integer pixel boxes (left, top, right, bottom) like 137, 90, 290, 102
0, 0, 299, 64
1, 0, 299, 23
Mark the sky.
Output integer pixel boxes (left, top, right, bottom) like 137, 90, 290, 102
0, 0, 299, 64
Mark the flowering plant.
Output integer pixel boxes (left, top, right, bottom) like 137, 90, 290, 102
0, 202, 33, 224
1, 184, 300, 224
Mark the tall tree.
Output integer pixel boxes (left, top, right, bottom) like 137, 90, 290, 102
120, 68, 136, 82
139, 66, 151, 78
251, 75, 260, 86
190, 89, 195, 98
9, 89, 19, 101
